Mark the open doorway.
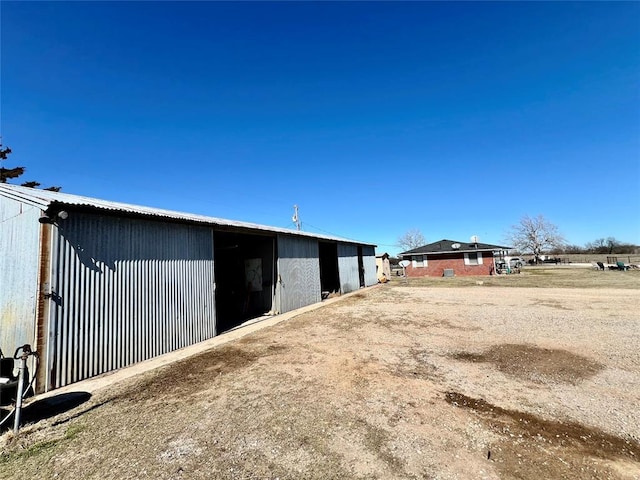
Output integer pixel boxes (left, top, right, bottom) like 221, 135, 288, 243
357, 246, 365, 288
214, 231, 275, 333
318, 241, 340, 299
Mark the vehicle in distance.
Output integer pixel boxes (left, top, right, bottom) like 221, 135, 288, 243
507, 257, 526, 268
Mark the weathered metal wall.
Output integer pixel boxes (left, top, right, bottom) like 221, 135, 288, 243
276, 235, 321, 314
337, 243, 360, 294
0, 196, 41, 356
48, 213, 216, 389
362, 245, 378, 287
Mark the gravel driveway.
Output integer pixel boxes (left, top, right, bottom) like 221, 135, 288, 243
1, 282, 639, 479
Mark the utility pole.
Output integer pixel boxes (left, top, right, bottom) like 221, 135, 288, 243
292, 204, 301, 231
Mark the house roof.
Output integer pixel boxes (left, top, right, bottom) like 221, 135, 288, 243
400, 239, 510, 256
0, 184, 376, 247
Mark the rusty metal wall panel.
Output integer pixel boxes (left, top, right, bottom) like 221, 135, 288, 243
337, 243, 360, 294
48, 212, 216, 389
362, 245, 378, 287
0, 196, 41, 355
276, 235, 320, 314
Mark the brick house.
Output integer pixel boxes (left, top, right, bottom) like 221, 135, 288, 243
399, 239, 510, 277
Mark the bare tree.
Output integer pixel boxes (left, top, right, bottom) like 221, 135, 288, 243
585, 238, 607, 253
397, 228, 426, 252
604, 237, 621, 254
507, 215, 564, 262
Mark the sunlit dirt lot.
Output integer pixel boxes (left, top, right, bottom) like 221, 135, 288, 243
2, 269, 639, 479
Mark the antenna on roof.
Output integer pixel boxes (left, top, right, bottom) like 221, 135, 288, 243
292, 204, 301, 231
470, 235, 479, 247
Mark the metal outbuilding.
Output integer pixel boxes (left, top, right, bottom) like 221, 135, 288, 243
0, 184, 377, 392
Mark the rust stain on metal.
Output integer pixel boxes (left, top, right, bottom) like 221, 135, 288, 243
35, 221, 51, 393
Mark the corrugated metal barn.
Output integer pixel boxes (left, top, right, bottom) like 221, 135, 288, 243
0, 184, 377, 392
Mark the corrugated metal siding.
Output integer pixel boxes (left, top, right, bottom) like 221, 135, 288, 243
0, 196, 41, 355
48, 213, 216, 389
362, 245, 378, 286
337, 243, 360, 294
276, 235, 321, 314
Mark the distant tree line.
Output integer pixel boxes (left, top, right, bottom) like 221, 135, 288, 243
551, 237, 638, 255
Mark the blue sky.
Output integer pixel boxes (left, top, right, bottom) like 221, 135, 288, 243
2, 1, 639, 255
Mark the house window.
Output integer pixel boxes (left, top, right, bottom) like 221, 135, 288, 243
412, 255, 427, 267
464, 252, 483, 265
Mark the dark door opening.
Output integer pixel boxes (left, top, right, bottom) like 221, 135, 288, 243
357, 246, 365, 288
318, 241, 340, 299
214, 231, 275, 333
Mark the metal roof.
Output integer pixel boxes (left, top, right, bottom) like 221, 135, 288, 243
0, 184, 375, 246
400, 238, 510, 256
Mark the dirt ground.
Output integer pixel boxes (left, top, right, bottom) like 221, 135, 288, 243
1, 279, 639, 479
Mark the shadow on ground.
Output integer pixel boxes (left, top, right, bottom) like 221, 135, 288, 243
0, 392, 91, 432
